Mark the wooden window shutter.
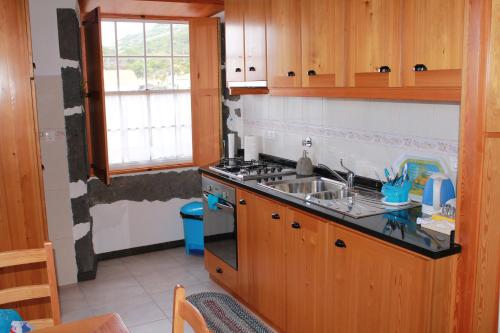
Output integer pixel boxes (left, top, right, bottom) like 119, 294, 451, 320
82, 7, 110, 185
189, 18, 222, 166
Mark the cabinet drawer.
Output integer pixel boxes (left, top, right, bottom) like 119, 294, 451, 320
205, 250, 238, 291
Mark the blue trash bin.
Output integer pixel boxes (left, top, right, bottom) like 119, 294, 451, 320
180, 201, 204, 255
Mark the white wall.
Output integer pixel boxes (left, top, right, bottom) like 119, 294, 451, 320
229, 96, 459, 181
29, 0, 79, 285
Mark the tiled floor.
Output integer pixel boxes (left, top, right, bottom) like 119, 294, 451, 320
59, 247, 227, 332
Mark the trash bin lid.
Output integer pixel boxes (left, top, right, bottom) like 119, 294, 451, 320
180, 201, 203, 217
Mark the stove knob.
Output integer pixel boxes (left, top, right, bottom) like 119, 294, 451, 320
207, 185, 213, 191
277, 167, 283, 172
222, 192, 228, 199
263, 168, 269, 174
270, 167, 276, 173
257, 169, 262, 175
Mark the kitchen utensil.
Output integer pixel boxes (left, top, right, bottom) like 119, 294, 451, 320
296, 150, 313, 176
384, 168, 392, 183
422, 173, 456, 215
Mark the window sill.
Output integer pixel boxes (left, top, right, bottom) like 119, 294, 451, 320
107, 162, 195, 176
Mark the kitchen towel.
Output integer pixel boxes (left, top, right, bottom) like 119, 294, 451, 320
244, 135, 260, 161
207, 194, 219, 211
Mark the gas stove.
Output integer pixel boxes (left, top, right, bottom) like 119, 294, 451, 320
209, 158, 296, 181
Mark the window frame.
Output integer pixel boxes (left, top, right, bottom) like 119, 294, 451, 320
93, 17, 195, 175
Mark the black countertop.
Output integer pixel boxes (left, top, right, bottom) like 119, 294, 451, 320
199, 164, 461, 260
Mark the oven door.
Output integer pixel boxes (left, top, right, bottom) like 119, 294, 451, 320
202, 193, 238, 269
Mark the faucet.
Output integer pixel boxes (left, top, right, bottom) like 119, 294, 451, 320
340, 159, 355, 189
317, 159, 355, 189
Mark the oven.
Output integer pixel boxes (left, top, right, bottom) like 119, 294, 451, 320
202, 176, 237, 269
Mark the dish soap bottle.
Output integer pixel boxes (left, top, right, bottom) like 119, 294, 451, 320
296, 150, 313, 176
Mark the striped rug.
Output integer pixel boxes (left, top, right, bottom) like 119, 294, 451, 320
186, 292, 273, 333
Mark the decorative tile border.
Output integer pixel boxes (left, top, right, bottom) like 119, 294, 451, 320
244, 119, 458, 155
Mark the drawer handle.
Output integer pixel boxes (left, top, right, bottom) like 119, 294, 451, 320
335, 239, 347, 248
291, 222, 301, 229
307, 69, 317, 76
239, 199, 246, 205
215, 267, 223, 274
271, 213, 280, 220
235, 67, 242, 73
377, 66, 391, 73
287, 71, 296, 77
413, 64, 428, 72
249, 66, 256, 72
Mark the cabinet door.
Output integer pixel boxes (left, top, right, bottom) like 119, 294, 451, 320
346, 0, 402, 87
285, 209, 327, 333
402, 0, 464, 87
244, 0, 267, 81
236, 188, 252, 302
248, 195, 286, 331
326, 225, 433, 333
267, 0, 302, 87
301, 0, 345, 87
225, 0, 245, 82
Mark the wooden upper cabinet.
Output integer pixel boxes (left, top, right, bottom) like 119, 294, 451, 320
225, 0, 245, 82
248, 194, 286, 331
243, 0, 267, 81
284, 209, 327, 333
225, 0, 266, 83
346, 0, 402, 87
326, 225, 433, 333
301, 0, 345, 87
267, 0, 302, 88
402, 0, 464, 87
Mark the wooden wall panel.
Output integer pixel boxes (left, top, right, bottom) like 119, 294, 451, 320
0, 0, 50, 319
486, 1, 500, 132
472, 138, 500, 332
189, 18, 222, 166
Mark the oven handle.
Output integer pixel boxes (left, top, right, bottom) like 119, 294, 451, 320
202, 193, 235, 212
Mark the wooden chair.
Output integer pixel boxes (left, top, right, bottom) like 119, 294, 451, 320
172, 285, 210, 333
0, 242, 61, 330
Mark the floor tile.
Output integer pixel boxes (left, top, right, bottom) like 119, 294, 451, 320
129, 319, 171, 333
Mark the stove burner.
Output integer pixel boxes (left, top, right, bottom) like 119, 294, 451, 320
209, 158, 296, 181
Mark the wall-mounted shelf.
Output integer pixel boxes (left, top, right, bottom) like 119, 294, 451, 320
268, 87, 461, 103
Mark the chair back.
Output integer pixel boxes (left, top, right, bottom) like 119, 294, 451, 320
0, 242, 60, 330
172, 285, 210, 333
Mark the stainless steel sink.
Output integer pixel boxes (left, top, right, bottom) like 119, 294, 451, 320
258, 176, 419, 218
261, 176, 346, 196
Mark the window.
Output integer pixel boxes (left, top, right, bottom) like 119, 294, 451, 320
101, 20, 192, 169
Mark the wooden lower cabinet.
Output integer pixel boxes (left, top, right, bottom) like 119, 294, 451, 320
220, 188, 456, 332
327, 225, 436, 333
247, 194, 287, 331
284, 208, 328, 333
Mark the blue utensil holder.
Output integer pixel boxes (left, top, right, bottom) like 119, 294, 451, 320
382, 181, 411, 203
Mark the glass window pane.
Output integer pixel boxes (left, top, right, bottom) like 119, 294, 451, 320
147, 58, 173, 90
117, 22, 144, 56
101, 21, 116, 56
145, 23, 171, 56
150, 94, 176, 127
172, 24, 189, 56
118, 58, 145, 91
173, 57, 190, 89
103, 58, 118, 91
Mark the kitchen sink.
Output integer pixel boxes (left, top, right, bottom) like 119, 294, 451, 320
258, 176, 419, 218
261, 176, 346, 195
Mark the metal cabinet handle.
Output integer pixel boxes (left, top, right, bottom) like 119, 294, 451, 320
377, 66, 391, 73
291, 222, 301, 229
235, 67, 242, 73
287, 71, 296, 77
335, 239, 347, 248
249, 66, 256, 72
215, 267, 223, 274
413, 64, 428, 72
307, 69, 317, 76
271, 213, 280, 220
239, 199, 246, 205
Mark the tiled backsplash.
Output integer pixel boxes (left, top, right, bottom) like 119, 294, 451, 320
226, 95, 460, 181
